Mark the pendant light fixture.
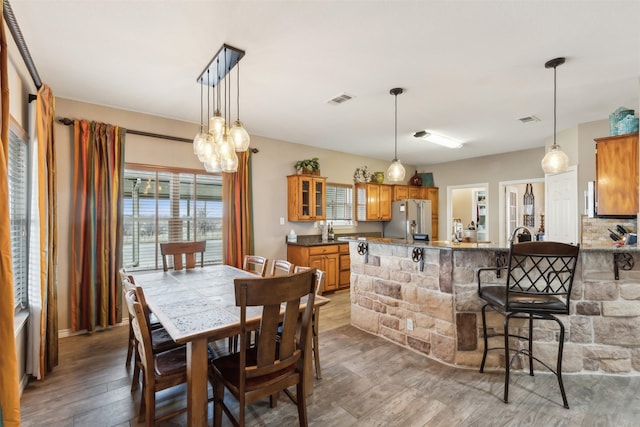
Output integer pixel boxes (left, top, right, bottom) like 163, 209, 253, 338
229, 62, 251, 152
386, 87, 406, 182
195, 44, 248, 173
541, 57, 569, 174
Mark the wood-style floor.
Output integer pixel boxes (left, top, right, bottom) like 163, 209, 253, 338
21, 290, 640, 426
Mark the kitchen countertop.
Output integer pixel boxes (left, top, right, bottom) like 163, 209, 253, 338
285, 233, 382, 247
335, 236, 640, 252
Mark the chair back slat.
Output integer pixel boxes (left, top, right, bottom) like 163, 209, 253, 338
160, 241, 206, 271
242, 255, 268, 277
269, 259, 294, 277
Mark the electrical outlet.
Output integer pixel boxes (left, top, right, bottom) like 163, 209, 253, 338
407, 318, 414, 331
280, 217, 285, 225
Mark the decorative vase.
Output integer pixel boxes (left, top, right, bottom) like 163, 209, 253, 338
373, 171, 385, 184
409, 171, 423, 186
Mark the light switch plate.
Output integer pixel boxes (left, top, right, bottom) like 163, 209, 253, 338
280, 217, 285, 225
407, 318, 414, 331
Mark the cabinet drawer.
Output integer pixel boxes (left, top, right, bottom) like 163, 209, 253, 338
339, 244, 350, 254
308, 245, 339, 256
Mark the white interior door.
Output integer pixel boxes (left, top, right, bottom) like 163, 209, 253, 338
545, 165, 578, 244
505, 186, 518, 242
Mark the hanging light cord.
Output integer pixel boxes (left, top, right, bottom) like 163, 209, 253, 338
236, 62, 241, 120
199, 77, 204, 132
553, 63, 557, 148
206, 70, 210, 132
394, 92, 398, 160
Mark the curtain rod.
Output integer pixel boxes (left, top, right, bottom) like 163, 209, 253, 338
4, 0, 42, 89
56, 117, 259, 152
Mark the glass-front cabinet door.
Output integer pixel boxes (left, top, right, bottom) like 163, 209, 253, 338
287, 175, 326, 221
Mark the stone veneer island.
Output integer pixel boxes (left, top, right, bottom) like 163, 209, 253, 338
347, 238, 640, 374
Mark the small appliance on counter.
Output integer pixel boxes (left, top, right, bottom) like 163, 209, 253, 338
383, 199, 432, 241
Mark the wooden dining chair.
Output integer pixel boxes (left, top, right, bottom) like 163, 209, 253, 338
293, 266, 325, 379
160, 241, 206, 271
125, 289, 190, 425
269, 259, 294, 277
242, 255, 268, 277
122, 277, 183, 392
209, 268, 318, 427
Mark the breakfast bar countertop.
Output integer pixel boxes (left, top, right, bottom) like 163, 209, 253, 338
337, 235, 640, 253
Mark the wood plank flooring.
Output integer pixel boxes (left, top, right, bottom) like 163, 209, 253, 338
20, 290, 640, 426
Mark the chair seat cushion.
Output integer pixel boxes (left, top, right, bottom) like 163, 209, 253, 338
211, 347, 297, 391
151, 327, 182, 353
480, 285, 567, 313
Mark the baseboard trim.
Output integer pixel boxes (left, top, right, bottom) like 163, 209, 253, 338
58, 320, 128, 338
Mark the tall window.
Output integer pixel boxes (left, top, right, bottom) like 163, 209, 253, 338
325, 183, 353, 226
8, 121, 28, 311
122, 166, 223, 271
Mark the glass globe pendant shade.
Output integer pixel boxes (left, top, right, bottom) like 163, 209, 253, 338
200, 134, 217, 162
203, 152, 222, 173
541, 144, 569, 174
209, 110, 225, 140
229, 120, 250, 152
193, 131, 207, 158
222, 151, 239, 173
386, 159, 405, 182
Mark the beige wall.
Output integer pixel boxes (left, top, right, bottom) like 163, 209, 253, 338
54, 97, 414, 331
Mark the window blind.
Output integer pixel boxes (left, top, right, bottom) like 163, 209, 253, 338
8, 127, 28, 310
326, 183, 353, 223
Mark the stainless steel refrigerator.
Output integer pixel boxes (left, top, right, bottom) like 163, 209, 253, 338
383, 199, 432, 241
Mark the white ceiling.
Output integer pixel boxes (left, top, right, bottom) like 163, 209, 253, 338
10, 1, 640, 166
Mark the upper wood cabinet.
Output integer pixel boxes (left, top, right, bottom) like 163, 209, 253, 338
287, 174, 326, 221
424, 187, 439, 240
392, 185, 409, 201
355, 183, 392, 221
594, 133, 639, 216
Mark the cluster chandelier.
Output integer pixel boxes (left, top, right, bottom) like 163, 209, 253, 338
193, 44, 250, 173
540, 57, 569, 174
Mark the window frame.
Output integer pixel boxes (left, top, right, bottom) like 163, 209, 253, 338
325, 182, 354, 227
122, 163, 223, 271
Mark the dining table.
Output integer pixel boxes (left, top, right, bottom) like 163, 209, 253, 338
133, 264, 330, 427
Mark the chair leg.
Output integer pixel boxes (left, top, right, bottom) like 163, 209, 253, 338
528, 314, 534, 376
213, 379, 224, 427
556, 319, 569, 409
479, 304, 490, 373
312, 313, 322, 379
503, 314, 511, 404
126, 320, 134, 366
296, 378, 308, 427
131, 349, 141, 392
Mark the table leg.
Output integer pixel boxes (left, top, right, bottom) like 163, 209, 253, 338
187, 338, 209, 427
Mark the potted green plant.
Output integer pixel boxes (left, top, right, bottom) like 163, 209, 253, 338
294, 157, 320, 175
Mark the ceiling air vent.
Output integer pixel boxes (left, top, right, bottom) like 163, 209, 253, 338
517, 115, 540, 124
327, 93, 354, 106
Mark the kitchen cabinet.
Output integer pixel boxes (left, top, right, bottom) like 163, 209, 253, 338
287, 174, 326, 221
594, 133, 639, 216
392, 185, 409, 201
287, 244, 340, 292
355, 183, 392, 221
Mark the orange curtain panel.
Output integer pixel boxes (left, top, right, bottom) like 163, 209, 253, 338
35, 84, 59, 377
222, 151, 254, 268
0, 2, 21, 425
70, 120, 125, 332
